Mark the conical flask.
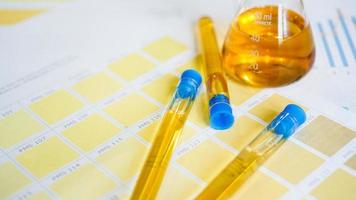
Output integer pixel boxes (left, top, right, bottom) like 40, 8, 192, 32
223, 0, 315, 87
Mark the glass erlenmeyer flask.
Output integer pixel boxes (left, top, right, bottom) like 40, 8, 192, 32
222, 0, 315, 87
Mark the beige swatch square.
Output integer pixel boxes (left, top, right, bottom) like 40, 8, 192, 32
295, 116, 355, 156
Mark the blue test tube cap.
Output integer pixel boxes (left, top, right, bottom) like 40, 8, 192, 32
270, 104, 306, 138
181, 69, 202, 86
209, 94, 235, 130
178, 69, 202, 98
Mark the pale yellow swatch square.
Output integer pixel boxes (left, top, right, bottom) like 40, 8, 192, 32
62, 114, 120, 152
72, 72, 121, 103
176, 55, 201, 73
109, 53, 155, 80
97, 137, 148, 180
137, 120, 159, 142
0, 9, 45, 25
216, 116, 264, 151
177, 140, 234, 182
0, 162, 31, 199
311, 169, 356, 200
29, 90, 83, 124
156, 167, 201, 200
51, 164, 116, 200
103, 93, 159, 127
0, 110, 44, 148
295, 116, 355, 156
228, 81, 261, 106
249, 94, 304, 123
188, 93, 209, 128
143, 74, 179, 104
16, 137, 78, 177
265, 141, 324, 184
230, 171, 288, 200
27, 191, 51, 200
143, 37, 187, 61
138, 121, 197, 146
179, 126, 199, 146
345, 154, 356, 170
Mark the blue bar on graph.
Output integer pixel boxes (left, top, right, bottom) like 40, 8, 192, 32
317, 23, 335, 67
328, 19, 348, 67
337, 10, 356, 60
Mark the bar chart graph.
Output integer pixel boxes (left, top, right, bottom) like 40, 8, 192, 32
314, 9, 356, 68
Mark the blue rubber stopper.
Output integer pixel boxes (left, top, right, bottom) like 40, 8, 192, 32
178, 69, 202, 98
209, 94, 235, 130
271, 104, 306, 138
181, 69, 202, 86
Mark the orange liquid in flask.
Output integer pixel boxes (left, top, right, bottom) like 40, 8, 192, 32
223, 6, 315, 87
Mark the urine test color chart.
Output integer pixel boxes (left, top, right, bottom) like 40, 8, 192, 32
0, 36, 355, 200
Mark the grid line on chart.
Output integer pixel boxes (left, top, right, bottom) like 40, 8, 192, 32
316, 23, 335, 67
328, 19, 348, 67
337, 9, 356, 60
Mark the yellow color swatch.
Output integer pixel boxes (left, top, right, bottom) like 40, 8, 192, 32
29, 90, 83, 124
72, 72, 121, 103
0, 110, 43, 148
295, 116, 355, 156
249, 94, 303, 123
311, 169, 356, 200
137, 120, 159, 142
216, 116, 264, 151
230, 171, 288, 200
228, 81, 261, 106
345, 155, 356, 170
156, 167, 201, 200
104, 93, 159, 127
143, 37, 187, 62
27, 191, 51, 200
138, 121, 197, 146
62, 114, 120, 152
265, 141, 324, 184
177, 125, 198, 145
188, 93, 209, 127
0, 162, 31, 199
0, 9, 45, 25
176, 55, 201, 73
97, 137, 148, 180
51, 164, 116, 200
143, 74, 179, 104
109, 54, 155, 80
177, 140, 234, 182
16, 137, 78, 177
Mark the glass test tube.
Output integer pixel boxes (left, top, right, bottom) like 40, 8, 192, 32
197, 16, 234, 130
196, 104, 306, 200
130, 69, 202, 200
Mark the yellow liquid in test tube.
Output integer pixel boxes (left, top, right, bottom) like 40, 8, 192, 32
223, 6, 315, 87
198, 17, 229, 98
131, 111, 186, 199
196, 131, 283, 199
198, 17, 234, 130
196, 104, 306, 199
131, 70, 202, 200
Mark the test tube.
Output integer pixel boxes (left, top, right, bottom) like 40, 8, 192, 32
196, 104, 306, 199
130, 69, 202, 200
197, 16, 234, 130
